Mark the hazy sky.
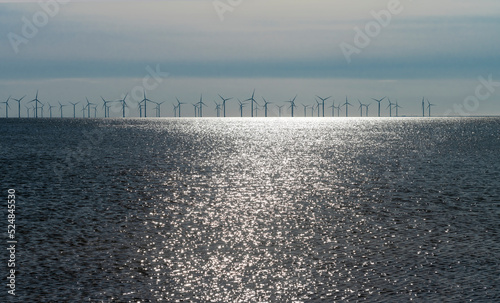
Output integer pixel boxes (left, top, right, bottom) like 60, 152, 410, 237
1, 0, 499, 117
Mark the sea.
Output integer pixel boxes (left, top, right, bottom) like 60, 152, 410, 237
1, 117, 499, 302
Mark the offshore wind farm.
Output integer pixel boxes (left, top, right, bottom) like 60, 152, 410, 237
0, 90, 444, 119
1, 1, 500, 302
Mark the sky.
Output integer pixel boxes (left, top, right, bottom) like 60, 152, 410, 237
0, 0, 500, 117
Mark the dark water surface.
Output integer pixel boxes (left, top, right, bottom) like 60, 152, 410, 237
1, 117, 499, 302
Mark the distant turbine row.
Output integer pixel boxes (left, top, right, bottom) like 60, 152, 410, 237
0, 91, 437, 118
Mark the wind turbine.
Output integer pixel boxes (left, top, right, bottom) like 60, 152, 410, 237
422, 97, 426, 117
343, 96, 353, 117
0, 96, 10, 118
118, 93, 128, 118
140, 90, 154, 118
138, 102, 144, 117
219, 94, 232, 117
12, 95, 25, 118
192, 103, 198, 117
25, 105, 30, 118
276, 104, 284, 117
154, 101, 164, 117
386, 98, 394, 117
58, 102, 66, 118
365, 103, 372, 117
85, 97, 96, 118
395, 100, 402, 117
286, 95, 297, 117
334, 105, 341, 117
316, 95, 331, 117
237, 99, 246, 117
427, 99, 436, 117
254, 102, 260, 117
328, 100, 336, 117
262, 97, 272, 117
214, 101, 221, 117
176, 98, 186, 117
371, 96, 386, 117
172, 104, 178, 117
246, 89, 258, 117
81, 105, 86, 118
301, 103, 308, 117
358, 100, 364, 117
315, 99, 321, 117
69, 102, 79, 118
101, 97, 114, 118
39, 102, 45, 118
310, 103, 315, 117
197, 95, 207, 117
29, 90, 43, 118
48, 103, 55, 118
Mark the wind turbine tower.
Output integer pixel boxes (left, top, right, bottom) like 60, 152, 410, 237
358, 100, 364, 117
29, 91, 43, 118
140, 90, 154, 118
58, 102, 66, 118
119, 94, 128, 118
276, 105, 284, 117
12, 95, 26, 118
219, 94, 233, 117
101, 97, 114, 118
197, 95, 207, 117
343, 96, 353, 117
70, 102, 79, 118
395, 100, 402, 117
365, 103, 371, 117
176, 98, 186, 117
48, 103, 55, 118
422, 97, 426, 117
0, 96, 10, 118
371, 97, 386, 117
246, 89, 258, 117
316, 95, 331, 117
262, 97, 272, 117
387, 98, 394, 117
192, 103, 198, 117
427, 99, 435, 117
85, 97, 95, 118
154, 101, 164, 117
287, 95, 297, 117
237, 99, 246, 117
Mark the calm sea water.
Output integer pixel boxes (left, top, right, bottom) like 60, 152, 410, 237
1, 117, 499, 302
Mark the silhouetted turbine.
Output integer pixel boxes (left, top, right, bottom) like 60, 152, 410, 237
427, 99, 436, 117
286, 95, 298, 117
29, 90, 43, 118
58, 102, 66, 118
371, 97, 386, 117
12, 95, 25, 118
0, 96, 10, 118
276, 104, 284, 117
262, 97, 272, 117
218, 94, 232, 117
343, 96, 353, 117
245, 89, 258, 118
316, 95, 331, 117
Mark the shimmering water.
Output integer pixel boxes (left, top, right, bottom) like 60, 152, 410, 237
1, 117, 499, 302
